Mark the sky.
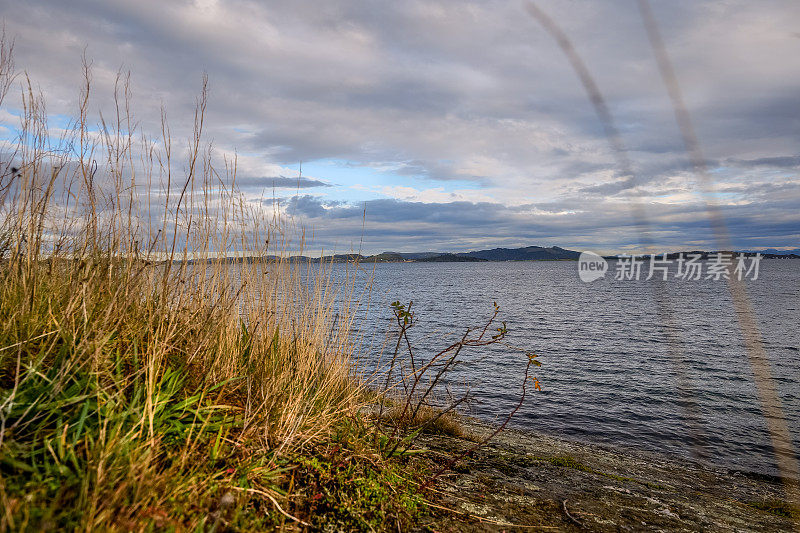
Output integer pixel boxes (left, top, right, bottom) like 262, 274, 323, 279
0, 0, 798, 255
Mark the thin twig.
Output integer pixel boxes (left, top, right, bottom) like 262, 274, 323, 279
562, 499, 584, 528
229, 486, 310, 527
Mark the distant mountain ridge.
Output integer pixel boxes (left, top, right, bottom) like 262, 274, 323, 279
351, 245, 580, 262
182, 245, 800, 264
456, 245, 580, 261
358, 245, 580, 262
745, 248, 800, 256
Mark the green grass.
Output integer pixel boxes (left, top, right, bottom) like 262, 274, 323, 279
0, 39, 431, 530
0, 238, 430, 532
284, 418, 427, 531
0, 237, 432, 531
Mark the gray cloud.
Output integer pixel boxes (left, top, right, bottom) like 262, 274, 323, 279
726, 155, 800, 169
0, 0, 798, 252
283, 185, 800, 253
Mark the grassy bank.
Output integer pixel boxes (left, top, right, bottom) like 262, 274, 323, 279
0, 42, 435, 530
0, 38, 541, 530
0, 250, 429, 530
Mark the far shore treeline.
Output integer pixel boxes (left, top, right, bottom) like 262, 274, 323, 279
181, 245, 800, 264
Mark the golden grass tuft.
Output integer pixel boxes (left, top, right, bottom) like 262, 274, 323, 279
0, 39, 375, 530
384, 405, 466, 439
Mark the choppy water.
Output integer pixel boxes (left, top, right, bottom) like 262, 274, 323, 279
343, 259, 799, 476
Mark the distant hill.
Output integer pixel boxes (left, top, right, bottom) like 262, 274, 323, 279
178, 245, 799, 265
318, 253, 366, 262
417, 253, 487, 262
362, 252, 406, 263
395, 252, 442, 260
456, 246, 580, 261
297, 246, 581, 263
747, 248, 800, 256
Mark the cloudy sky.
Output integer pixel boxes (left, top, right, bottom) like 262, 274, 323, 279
1, 0, 799, 254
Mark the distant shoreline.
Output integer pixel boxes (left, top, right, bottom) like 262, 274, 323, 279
179, 245, 800, 264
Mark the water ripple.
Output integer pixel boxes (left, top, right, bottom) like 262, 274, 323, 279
342, 260, 799, 476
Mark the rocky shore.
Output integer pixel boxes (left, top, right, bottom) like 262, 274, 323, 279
416, 418, 796, 532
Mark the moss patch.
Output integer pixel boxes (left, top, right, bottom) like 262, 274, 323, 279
748, 499, 799, 519
530, 454, 666, 490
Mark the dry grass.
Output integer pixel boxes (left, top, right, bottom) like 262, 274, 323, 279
0, 39, 383, 530
0, 35, 534, 530
384, 405, 465, 439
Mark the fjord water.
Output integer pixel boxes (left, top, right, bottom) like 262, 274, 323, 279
348, 259, 799, 476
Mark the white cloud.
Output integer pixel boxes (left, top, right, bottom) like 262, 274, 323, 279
379, 185, 496, 204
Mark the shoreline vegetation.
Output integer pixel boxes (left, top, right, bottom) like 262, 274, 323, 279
0, 45, 538, 531
0, 44, 797, 532
0, 46, 389, 529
